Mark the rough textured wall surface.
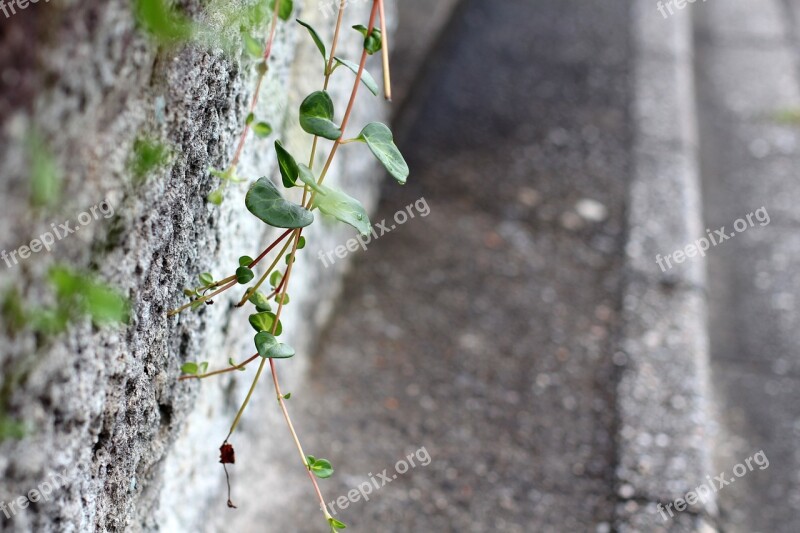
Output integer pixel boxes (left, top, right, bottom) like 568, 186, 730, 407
0, 0, 388, 531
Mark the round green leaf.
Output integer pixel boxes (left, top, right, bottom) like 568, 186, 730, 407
246, 177, 314, 228
255, 331, 278, 356
239, 256, 254, 267
249, 311, 283, 335
253, 122, 273, 138
309, 458, 334, 478
299, 91, 341, 141
199, 272, 214, 286
207, 188, 224, 205
357, 123, 409, 184
266, 342, 295, 359
270, 0, 293, 21
269, 270, 282, 288
248, 290, 272, 312
181, 362, 198, 375
236, 266, 255, 284
352, 25, 381, 55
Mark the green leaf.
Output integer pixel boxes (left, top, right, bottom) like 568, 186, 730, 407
130, 136, 171, 184
297, 236, 306, 249
254, 331, 278, 356
253, 122, 273, 138
246, 112, 255, 125
269, 271, 282, 288
297, 19, 326, 65
274, 293, 290, 305
255, 332, 294, 358
134, 0, 195, 45
283, 392, 292, 399
239, 256, 254, 267
48, 267, 129, 325
329, 517, 347, 531
49, 267, 82, 298
246, 177, 314, 228
181, 362, 199, 375
309, 457, 334, 478
199, 273, 214, 286
333, 57, 378, 96
249, 311, 283, 335
266, 342, 295, 359
352, 25, 381, 55
244, 34, 263, 57
248, 290, 272, 312
27, 131, 61, 208
236, 266, 255, 284
270, 0, 293, 21
275, 141, 300, 188
207, 188, 224, 205
0, 416, 26, 442
313, 185, 371, 236
297, 164, 323, 193
83, 283, 130, 325
356, 123, 409, 184
299, 91, 341, 141
198, 362, 209, 374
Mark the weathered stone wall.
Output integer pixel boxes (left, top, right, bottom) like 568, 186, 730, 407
0, 1, 388, 531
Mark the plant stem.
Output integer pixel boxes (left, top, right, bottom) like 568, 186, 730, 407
225, 0, 283, 174
168, 229, 292, 316
247, 228, 293, 268
225, 228, 301, 441
179, 353, 260, 381
305, 0, 349, 183
378, 0, 392, 101
224, 0, 384, 523
306, 0, 380, 208
237, 235, 293, 307
168, 280, 237, 317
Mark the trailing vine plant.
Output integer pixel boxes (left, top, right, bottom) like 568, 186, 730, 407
160, 0, 408, 530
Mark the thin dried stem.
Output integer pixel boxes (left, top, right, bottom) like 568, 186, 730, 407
378, 0, 392, 101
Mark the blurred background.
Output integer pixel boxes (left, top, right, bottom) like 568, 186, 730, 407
1, 0, 799, 532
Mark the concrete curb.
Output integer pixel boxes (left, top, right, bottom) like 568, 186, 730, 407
614, 1, 718, 531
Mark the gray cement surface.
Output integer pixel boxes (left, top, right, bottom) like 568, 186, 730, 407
696, 1, 800, 531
